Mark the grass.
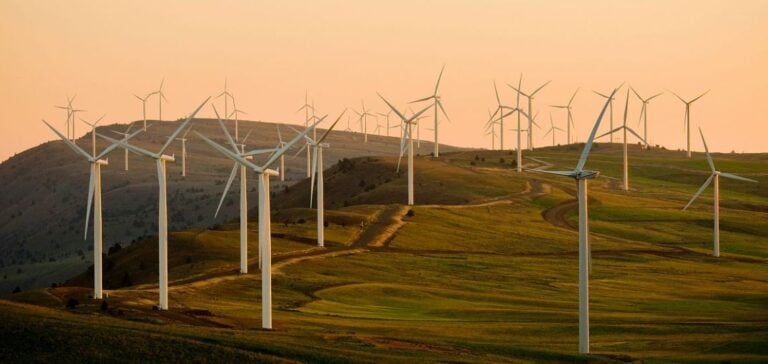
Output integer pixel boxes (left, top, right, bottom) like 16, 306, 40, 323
1, 145, 767, 362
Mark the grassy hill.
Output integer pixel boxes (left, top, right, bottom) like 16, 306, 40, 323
2, 145, 767, 362
0, 118, 464, 292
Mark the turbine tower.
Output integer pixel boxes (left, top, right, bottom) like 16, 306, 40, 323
550, 88, 579, 144
354, 100, 374, 143
176, 127, 193, 177
670, 90, 709, 158
228, 100, 247, 142
533, 87, 618, 354
42, 120, 141, 300
410, 65, 450, 158
217, 78, 235, 130
595, 90, 647, 191
630, 87, 663, 149
378, 94, 431, 206
592, 83, 624, 144
110, 123, 138, 171
487, 81, 516, 151
377, 109, 393, 137
98, 97, 210, 310
308, 111, 346, 247
197, 119, 320, 329
683, 128, 757, 257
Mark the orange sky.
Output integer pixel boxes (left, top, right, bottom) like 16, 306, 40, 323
1, 1, 767, 161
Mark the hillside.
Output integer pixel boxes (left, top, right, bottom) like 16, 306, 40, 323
2, 145, 767, 362
0, 118, 465, 292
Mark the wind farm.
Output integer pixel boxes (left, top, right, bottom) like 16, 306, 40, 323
1, 2, 767, 363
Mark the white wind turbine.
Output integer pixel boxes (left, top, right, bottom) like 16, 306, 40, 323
152, 78, 168, 121
377, 109, 393, 137
544, 113, 564, 147
343, 114, 353, 132
355, 100, 375, 143
297, 93, 315, 178
197, 118, 320, 329
683, 128, 757, 257
630, 87, 662, 149
595, 90, 647, 191
228, 101, 247, 142
276, 126, 288, 182
509, 80, 550, 151
212, 106, 286, 275
111, 123, 138, 171
307, 111, 346, 247
550, 88, 579, 144
489, 105, 530, 172
378, 94, 431, 206
42, 119, 142, 300
134, 93, 152, 131
55, 96, 85, 141
411, 65, 450, 158
98, 97, 210, 310
176, 127, 193, 177
532, 87, 618, 354
592, 83, 624, 144
217, 78, 234, 128
485, 109, 498, 150
670, 89, 709, 158
487, 81, 517, 151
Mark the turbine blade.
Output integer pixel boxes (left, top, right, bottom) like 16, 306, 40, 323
719, 172, 758, 183
215, 163, 239, 218
310, 146, 318, 207
568, 88, 580, 106
530, 80, 551, 96
437, 100, 451, 122
494, 81, 501, 104
42, 119, 92, 161
683, 174, 714, 210
276, 125, 283, 143
433, 64, 445, 95
158, 97, 210, 156
97, 132, 155, 159
646, 92, 663, 102
689, 90, 710, 104
195, 132, 262, 171
84, 165, 95, 240
531, 169, 579, 177
263, 116, 325, 168
698, 128, 716, 173
96, 127, 144, 159
576, 88, 618, 172
212, 104, 240, 153
244, 148, 278, 156
378, 93, 408, 122
410, 95, 434, 103
317, 109, 346, 144
625, 127, 647, 144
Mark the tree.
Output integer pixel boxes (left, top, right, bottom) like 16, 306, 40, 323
12, 286, 21, 294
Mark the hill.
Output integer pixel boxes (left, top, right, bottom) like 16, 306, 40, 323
0, 118, 465, 292
3, 145, 766, 362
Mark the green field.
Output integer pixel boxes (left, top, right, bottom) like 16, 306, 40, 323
2, 145, 767, 363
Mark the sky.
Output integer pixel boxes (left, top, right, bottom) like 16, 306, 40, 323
1, 0, 767, 162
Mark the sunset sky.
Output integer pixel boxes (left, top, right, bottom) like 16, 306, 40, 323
1, 1, 767, 161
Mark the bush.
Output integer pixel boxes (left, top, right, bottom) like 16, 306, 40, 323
499, 158, 506, 164
406, 209, 415, 217
66, 298, 79, 309
12, 286, 21, 294
100, 300, 109, 312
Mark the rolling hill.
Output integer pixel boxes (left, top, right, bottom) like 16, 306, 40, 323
0, 118, 465, 292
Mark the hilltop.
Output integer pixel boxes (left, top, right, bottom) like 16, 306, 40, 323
0, 118, 465, 292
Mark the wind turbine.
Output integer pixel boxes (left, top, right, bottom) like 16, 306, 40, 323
344, 114, 353, 132
297, 93, 315, 178
307, 111, 346, 247
532, 87, 618, 354
489, 105, 529, 172
411, 65, 450, 157
543, 113, 564, 147
217, 78, 234, 127
630, 87, 662, 149
485, 109, 498, 150
378, 109, 393, 137
152, 78, 168, 121
550, 88, 579, 144
683, 128, 757, 257
55, 96, 85, 141
354, 100, 374, 143
276, 126, 288, 182
595, 90, 647, 191
79, 115, 106, 158
592, 83, 625, 144
378, 94, 431, 206
134, 93, 152, 131
196, 117, 320, 329
670, 90, 709, 158
176, 126, 193, 177
487, 81, 517, 151
98, 97, 209, 310
509, 79, 550, 151
111, 123, 137, 171
228, 101, 247, 142
42, 119, 142, 300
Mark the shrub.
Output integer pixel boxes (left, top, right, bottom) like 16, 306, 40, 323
12, 286, 21, 294
100, 300, 109, 312
65, 298, 79, 309
406, 209, 415, 217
